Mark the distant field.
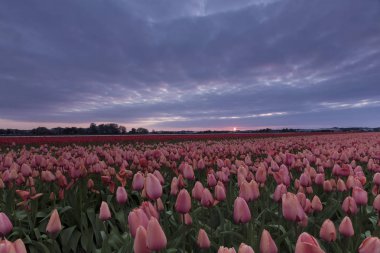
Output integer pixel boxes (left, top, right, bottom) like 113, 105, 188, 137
0, 132, 337, 145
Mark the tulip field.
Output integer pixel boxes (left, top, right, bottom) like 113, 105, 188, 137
1, 132, 380, 253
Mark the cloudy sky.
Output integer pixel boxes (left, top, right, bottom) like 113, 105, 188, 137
1, 0, 380, 131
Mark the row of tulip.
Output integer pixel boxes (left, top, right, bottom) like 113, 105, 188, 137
0, 132, 379, 252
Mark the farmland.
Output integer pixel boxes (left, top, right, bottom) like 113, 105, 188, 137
0, 132, 380, 252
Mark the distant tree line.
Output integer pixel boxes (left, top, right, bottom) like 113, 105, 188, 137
0, 123, 149, 136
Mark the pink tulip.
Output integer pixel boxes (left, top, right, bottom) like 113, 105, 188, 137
352, 186, 368, 205
0, 212, 13, 237
0, 239, 16, 253
200, 188, 214, 208
133, 226, 151, 253
374, 173, 380, 186
358, 237, 380, 253
13, 239, 27, 253
170, 177, 179, 195
207, 173, 217, 187
260, 229, 278, 253
175, 189, 191, 214
339, 216, 354, 237
319, 219, 336, 242
373, 194, 380, 212
218, 246, 237, 253
116, 186, 128, 205
238, 243, 255, 253
182, 164, 195, 180
342, 196, 358, 215
192, 181, 204, 201
336, 178, 347, 192
281, 192, 306, 222
146, 217, 167, 250
215, 183, 227, 201
233, 197, 251, 224
128, 209, 149, 238
311, 195, 323, 212
299, 173, 312, 187
255, 166, 267, 184
295, 232, 325, 253
145, 173, 162, 200
46, 209, 62, 237
197, 229, 211, 249
99, 201, 111, 221
273, 184, 287, 202
132, 172, 145, 191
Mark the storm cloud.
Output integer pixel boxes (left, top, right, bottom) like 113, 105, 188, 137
1, 0, 379, 130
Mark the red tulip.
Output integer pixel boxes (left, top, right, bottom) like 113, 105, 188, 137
197, 229, 211, 249
233, 197, 251, 224
175, 189, 191, 214
46, 209, 62, 237
260, 229, 278, 253
0, 212, 13, 237
319, 219, 336, 242
295, 232, 325, 253
146, 217, 167, 250
339, 216, 354, 237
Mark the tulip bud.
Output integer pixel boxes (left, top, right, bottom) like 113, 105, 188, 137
99, 201, 111, 221
133, 226, 151, 253
200, 188, 214, 208
352, 186, 368, 206
295, 232, 325, 253
0, 239, 16, 253
233, 197, 251, 224
339, 216, 354, 237
319, 219, 336, 242
175, 189, 191, 214
358, 237, 380, 253
238, 243, 255, 253
13, 239, 27, 253
46, 209, 62, 237
311, 195, 323, 212
260, 229, 278, 253
342, 196, 358, 215
373, 195, 380, 212
197, 229, 211, 249
116, 186, 128, 205
146, 217, 167, 250
0, 212, 13, 237
145, 174, 162, 200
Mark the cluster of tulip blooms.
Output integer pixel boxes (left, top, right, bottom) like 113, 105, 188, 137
0, 132, 380, 252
